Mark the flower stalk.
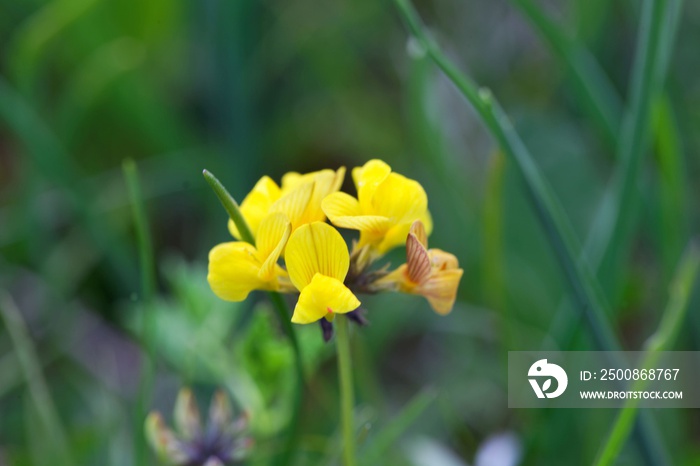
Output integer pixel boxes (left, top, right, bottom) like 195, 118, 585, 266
335, 315, 357, 466
202, 169, 304, 466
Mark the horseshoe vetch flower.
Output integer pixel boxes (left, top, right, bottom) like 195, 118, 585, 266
284, 221, 361, 323
321, 159, 432, 254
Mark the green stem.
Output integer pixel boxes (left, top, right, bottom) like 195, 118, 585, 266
595, 244, 700, 466
336, 315, 356, 466
123, 160, 156, 301
391, 0, 670, 462
202, 169, 304, 465
122, 159, 156, 466
393, 0, 618, 353
587, 0, 671, 297
269, 292, 305, 466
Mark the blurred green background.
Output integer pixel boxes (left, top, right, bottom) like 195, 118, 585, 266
1, 0, 700, 465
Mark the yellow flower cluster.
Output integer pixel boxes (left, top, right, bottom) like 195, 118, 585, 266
208, 159, 462, 324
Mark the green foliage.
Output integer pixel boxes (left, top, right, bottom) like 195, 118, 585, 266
2, 0, 700, 464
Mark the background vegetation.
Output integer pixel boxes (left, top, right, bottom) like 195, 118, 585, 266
1, 0, 699, 464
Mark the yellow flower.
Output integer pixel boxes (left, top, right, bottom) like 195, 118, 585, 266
208, 213, 292, 301
376, 221, 462, 314
284, 222, 361, 324
322, 159, 432, 254
228, 168, 345, 239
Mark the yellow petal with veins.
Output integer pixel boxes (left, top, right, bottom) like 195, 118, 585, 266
208, 242, 273, 301
270, 181, 314, 230
352, 159, 391, 212
323, 192, 392, 234
256, 213, 292, 281
285, 222, 350, 290
281, 168, 346, 225
371, 172, 428, 223
291, 274, 360, 324
228, 176, 281, 239
255, 213, 290, 257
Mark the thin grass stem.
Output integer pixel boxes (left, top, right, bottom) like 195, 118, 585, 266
122, 159, 156, 466
0, 292, 74, 466
594, 244, 699, 466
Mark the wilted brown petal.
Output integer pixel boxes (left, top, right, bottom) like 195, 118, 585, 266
406, 233, 431, 284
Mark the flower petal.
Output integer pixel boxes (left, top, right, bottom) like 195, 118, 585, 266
270, 181, 314, 230
291, 274, 361, 324
371, 172, 428, 224
280, 168, 345, 226
322, 191, 360, 218
409, 220, 428, 248
406, 231, 431, 284
208, 242, 271, 301
228, 176, 281, 239
420, 209, 433, 237
174, 388, 202, 440
352, 159, 391, 212
285, 222, 350, 289
145, 412, 189, 463
429, 248, 460, 270
323, 192, 393, 235
208, 390, 232, 432
255, 213, 292, 281
416, 269, 464, 315
376, 222, 412, 253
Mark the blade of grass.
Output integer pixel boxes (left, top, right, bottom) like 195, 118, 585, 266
393, 0, 619, 352
512, 0, 682, 299
510, 0, 622, 150
360, 388, 436, 466
587, 0, 677, 300
391, 0, 669, 462
0, 292, 74, 465
202, 169, 304, 466
594, 244, 700, 466
122, 159, 156, 466
652, 95, 687, 281
203, 169, 255, 244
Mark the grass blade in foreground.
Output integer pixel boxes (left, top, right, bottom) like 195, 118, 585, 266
0, 292, 74, 466
594, 244, 700, 466
202, 169, 304, 466
361, 388, 436, 465
587, 0, 678, 298
510, 0, 622, 150
391, 0, 668, 462
122, 159, 156, 466
393, 0, 617, 353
